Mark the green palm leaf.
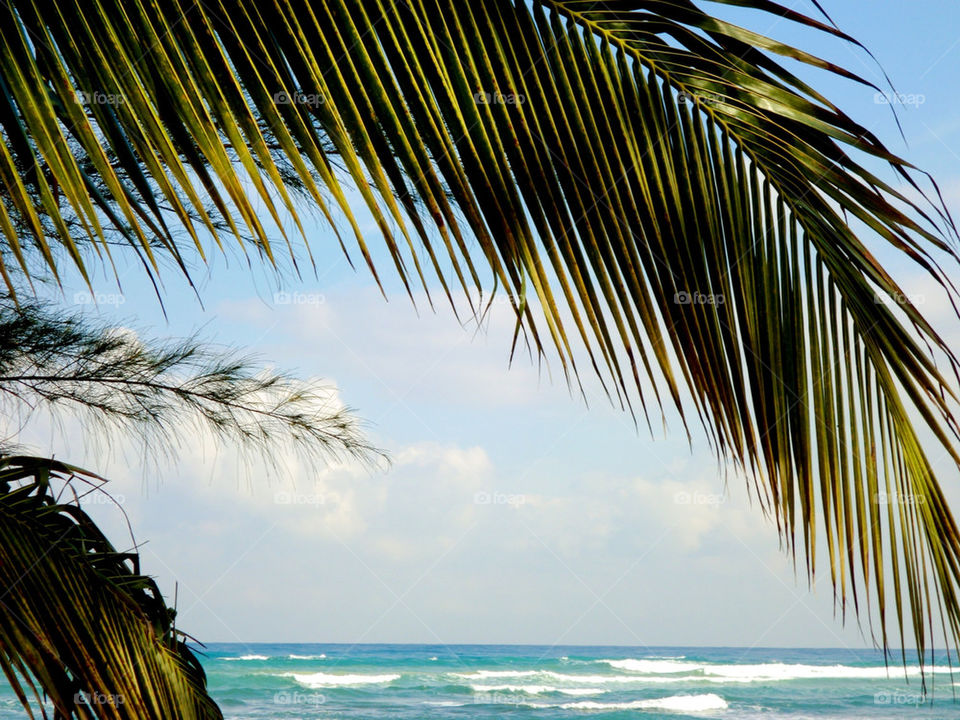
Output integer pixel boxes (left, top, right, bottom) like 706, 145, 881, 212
2, 0, 960, 679
0, 455, 222, 719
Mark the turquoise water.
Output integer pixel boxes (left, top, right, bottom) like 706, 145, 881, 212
201, 644, 959, 719
3, 644, 959, 718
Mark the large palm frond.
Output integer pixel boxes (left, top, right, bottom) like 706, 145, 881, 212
0, 455, 222, 719
2, 0, 960, 675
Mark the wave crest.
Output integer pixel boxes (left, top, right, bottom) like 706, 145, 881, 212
560, 693, 728, 712
602, 658, 953, 682
285, 672, 400, 687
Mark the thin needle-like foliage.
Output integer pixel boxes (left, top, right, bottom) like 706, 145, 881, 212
0, 300, 384, 469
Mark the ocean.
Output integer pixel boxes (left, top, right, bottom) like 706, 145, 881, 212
3, 644, 959, 718
199, 644, 958, 719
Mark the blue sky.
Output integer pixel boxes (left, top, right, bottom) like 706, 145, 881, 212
14, 0, 960, 650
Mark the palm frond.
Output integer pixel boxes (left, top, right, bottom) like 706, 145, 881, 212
2, 0, 960, 678
0, 455, 222, 719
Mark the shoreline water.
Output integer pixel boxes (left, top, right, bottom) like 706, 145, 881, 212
189, 643, 959, 719
3, 644, 957, 718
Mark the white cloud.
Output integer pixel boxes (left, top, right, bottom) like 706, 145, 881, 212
215, 288, 593, 411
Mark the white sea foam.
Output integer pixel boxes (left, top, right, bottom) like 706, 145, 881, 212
557, 688, 603, 696
288, 654, 326, 660
604, 659, 704, 674
470, 684, 603, 696
560, 693, 728, 712
453, 670, 541, 679
454, 659, 956, 689
224, 654, 269, 661
455, 670, 664, 684
286, 672, 401, 687
602, 658, 955, 682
